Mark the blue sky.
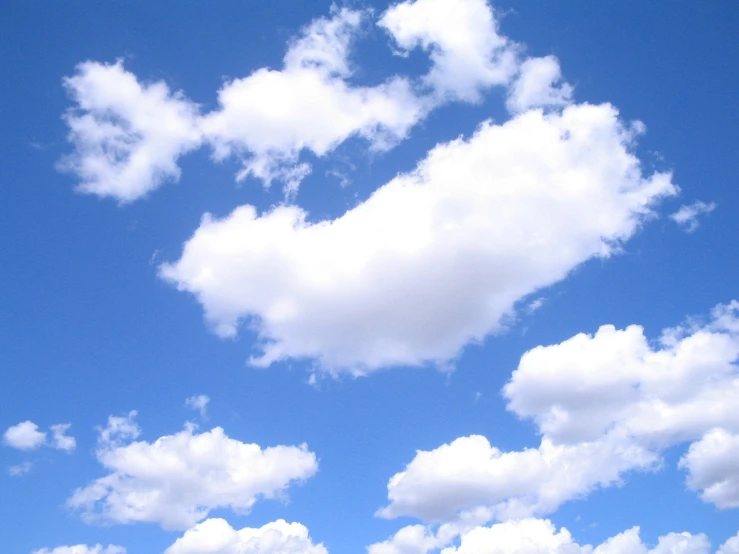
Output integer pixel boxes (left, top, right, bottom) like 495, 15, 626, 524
1, 1, 738, 553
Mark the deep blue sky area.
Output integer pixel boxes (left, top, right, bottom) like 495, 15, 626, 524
1, 2, 738, 553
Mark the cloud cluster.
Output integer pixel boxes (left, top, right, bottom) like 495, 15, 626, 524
60, 0, 529, 202
370, 518, 739, 554
165, 518, 327, 554
380, 302, 739, 521
3, 421, 76, 452
68, 412, 318, 530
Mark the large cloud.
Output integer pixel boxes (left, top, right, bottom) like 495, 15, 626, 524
165, 518, 327, 554
68, 412, 318, 530
380, 302, 739, 521
160, 103, 675, 374
60, 0, 526, 201
369, 518, 718, 554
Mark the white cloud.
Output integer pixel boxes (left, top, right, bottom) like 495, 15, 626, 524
3, 421, 47, 450
185, 394, 210, 418
370, 519, 712, 554
680, 428, 739, 509
3, 421, 76, 452
68, 412, 318, 530
60, 60, 202, 202
670, 201, 717, 232
32, 546, 125, 554
8, 461, 33, 476
380, 302, 739, 522
59, 0, 556, 200
506, 56, 573, 114
161, 103, 675, 375
718, 533, 739, 554
165, 518, 327, 554
51, 423, 77, 452
201, 7, 424, 196
379, 0, 519, 102
378, 434, 656, 522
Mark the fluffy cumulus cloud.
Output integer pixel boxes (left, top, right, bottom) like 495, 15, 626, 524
506, 56, 573, 114
68, 412, 318, 530
3, 421, 46, 450
161, 103, 675, 374
32, 546, 125, 554
680, 428, 739, 509
165, 518, 327, 554
60, 60, 202, 202
60, 0, 528, 200
3, 421, 75, 452
670, 201, 717, 232
200, 6, 423, 195
379, 302, 739, 523
379, 0, 518, 101
369, 518, 717, 554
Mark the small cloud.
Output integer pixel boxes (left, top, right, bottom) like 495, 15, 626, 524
670, 201, 716, 233
3, 421, 47, 451
185, 395, 210, 418
8, 461, 33, 477
526, 297, 546, 314
51, 424, 77, 452
473, 391, 482, 404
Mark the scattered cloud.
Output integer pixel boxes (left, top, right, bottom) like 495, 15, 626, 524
51, 423, 77, 452
68, 411, 318, 530
8, 461, 33, 477
370, 518, 714, 554
380, 302, 739, 521
185, 394, 210, 418
670, 201, 717, 232
58, 0, 570, 201
160, 103, 675, 375
165, 518, 327, 554
3, 421, 47, 450
3, 421, 75, 452
32, 546, 125, 554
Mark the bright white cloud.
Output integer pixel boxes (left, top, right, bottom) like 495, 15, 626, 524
3, 421, 46, 450
68, 412, 318, 530
506, 56, 573, 114
201, 7, 424, 195
165, 518, 327, 554
32, 546, 125, 554
670, 201, 717, 232
60, 0, 553, 200
680, 428, 739, 509
370, 519, 713, 554
185, 394, 210, 417
60, 60, 202, 202
380, 302, 739, 522
380, 0, 518, 102
161, 103, 675, 374
378, 434, 656, 522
